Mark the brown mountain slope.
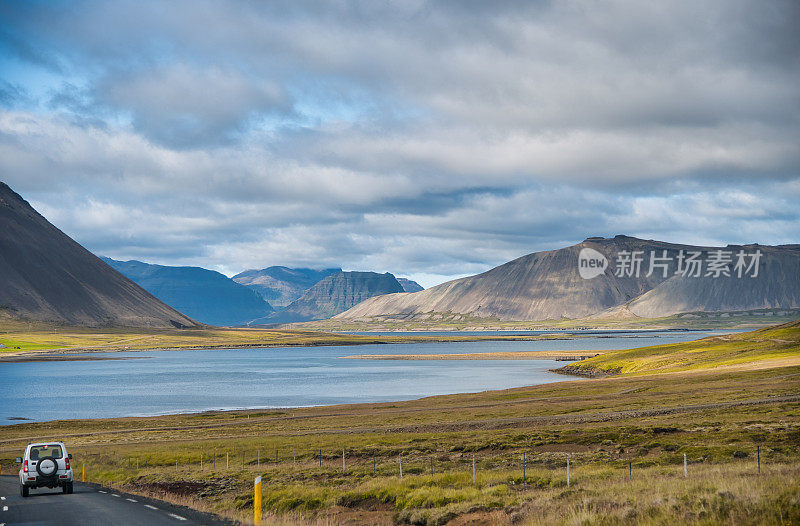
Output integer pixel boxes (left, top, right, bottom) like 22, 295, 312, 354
336, 236, 800, 322
0, 182, 199, 328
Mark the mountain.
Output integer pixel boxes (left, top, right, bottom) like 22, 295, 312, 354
336, 236, 800, 321
397, 278, 424, 293
232, 267, 342, 307
103, 258, 273, 326
0, 182, 198, 328
255, 271, 405, 324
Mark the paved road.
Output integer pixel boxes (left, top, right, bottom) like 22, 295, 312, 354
0, 475, 232, 526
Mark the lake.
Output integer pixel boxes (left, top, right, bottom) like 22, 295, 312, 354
0, 330, 729, 424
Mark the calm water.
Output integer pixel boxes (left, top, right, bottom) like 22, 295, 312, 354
0, 330, 728, 424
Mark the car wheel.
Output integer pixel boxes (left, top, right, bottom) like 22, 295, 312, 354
20, 484, 29, 498
62, 483, 69, 494
67, 482, 74, 494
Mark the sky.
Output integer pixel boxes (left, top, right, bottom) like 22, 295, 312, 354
1, 0, 798, 288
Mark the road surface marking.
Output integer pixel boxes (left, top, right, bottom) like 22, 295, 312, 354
168, 513, 187, 521
99, 490, 107, 493
111, 494, 120, 497
144, 504, 158, 510
1, 496, 5, 499
2, 506, 7, 511
126, 498, 137, 502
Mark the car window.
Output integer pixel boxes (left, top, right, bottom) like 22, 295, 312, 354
29, 445, 62, 459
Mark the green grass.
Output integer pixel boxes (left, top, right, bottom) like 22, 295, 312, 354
570, 318, 800, 375
0, 317, 572, 355
0, 337, 54, 351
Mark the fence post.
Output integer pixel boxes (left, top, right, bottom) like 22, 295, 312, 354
757, 445, 760, 475
683, 453, 687, 477
200, 454, 202, 471
373, 453, 376, 475
628, 460, 632, 480
257, 450, 260, 468
430, 456, 433, 475
254, 475, 262, 526
275, 448, 278, 464
522, 452, 526, 487
226, 451, 229, 470
342, 449, 345, 473
567, 458, 570, 487
399, 454, 403, 479
472, 454, 476, 485
319, 449, 322, 468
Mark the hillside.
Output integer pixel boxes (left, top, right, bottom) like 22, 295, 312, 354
103, 258, 273, 326
232, 267, 341, 307
337, 236, 800, 322
0, 182, 198, 328
258, 271, 405, 324
564, 317, 800, 376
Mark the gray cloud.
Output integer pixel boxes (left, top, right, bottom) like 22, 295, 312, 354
98, 64, 292, 147
0, 0, 798, 287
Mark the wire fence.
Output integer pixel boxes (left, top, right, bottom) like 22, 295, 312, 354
33, 443, 766, 486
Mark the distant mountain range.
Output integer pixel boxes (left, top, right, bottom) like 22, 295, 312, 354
337, 236, 800, 322
103, 258, 273, 326
397, 278, 424, 293
254, 271, 406, 324
102, 259, 424, 326
0, 182, 198, 328
11, 176, 792, 329
232, 267, 342, 307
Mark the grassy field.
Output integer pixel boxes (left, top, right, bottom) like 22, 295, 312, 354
568, 318, 800, 376
0, 317, 578, 356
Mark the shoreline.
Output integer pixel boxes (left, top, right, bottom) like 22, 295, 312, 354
1, 364, 796, 431
0, 326, 728, 363
0, 333, 582, 362
0, 366, 593, 428
342, 350, 604, 360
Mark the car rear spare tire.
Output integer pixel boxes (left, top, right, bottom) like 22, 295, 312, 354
36, 456, 58, 477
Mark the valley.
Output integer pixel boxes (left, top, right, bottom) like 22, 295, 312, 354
0, 322, 797, 525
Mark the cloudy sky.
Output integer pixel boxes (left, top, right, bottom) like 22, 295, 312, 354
1, 0, 798, 287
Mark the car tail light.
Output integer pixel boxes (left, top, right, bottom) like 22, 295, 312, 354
65, 457, 70, 470
23, 460, 28, 473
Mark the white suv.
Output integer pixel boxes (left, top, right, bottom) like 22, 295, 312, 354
16, 442, 74, 497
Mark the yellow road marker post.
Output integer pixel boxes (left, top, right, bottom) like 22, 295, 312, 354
254, 475, 262, 525
82, 465, 86, 482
